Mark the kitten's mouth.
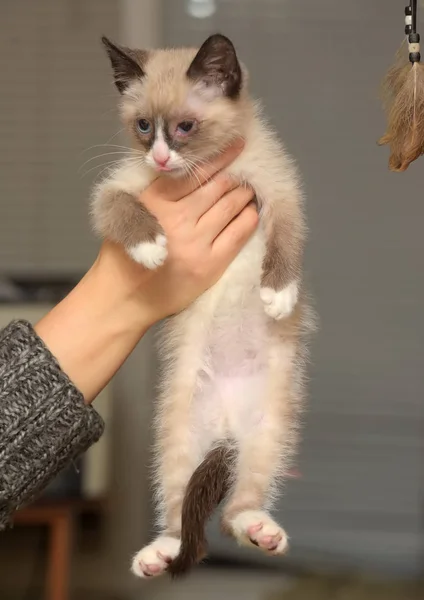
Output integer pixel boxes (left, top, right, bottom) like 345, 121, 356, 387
154, 165, 185, 177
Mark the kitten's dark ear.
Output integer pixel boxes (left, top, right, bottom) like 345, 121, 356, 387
101, 36, 146, 93
187, 34, 242, 99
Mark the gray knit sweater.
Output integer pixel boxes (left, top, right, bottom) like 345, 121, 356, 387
0, 320, 104, 530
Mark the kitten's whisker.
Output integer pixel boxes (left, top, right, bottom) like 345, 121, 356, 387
81, 158, 133, 178
93, 157, 144, 182
182, 162, 197, 187
106, 128, 126, 143
185, 155, 244, 191
188, 163, 210, 181
79, 151, 139, 172
81, 161, 121, 179
184, 161, 203, 190
81, 156, 142, 179
81, 144, 144, 156
188, 166, 206, 190
100, 107, 119, 118
183, 157, 214, 183
183, 158, 210, 187
94, 164, 118, 182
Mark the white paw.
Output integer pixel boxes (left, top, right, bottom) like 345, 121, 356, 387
229, 510, 288, 555
260, 282, 298, 320
131, 536, 181, 579
128, 235, 168, 269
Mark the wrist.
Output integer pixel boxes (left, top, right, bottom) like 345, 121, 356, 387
92, 241, 161, 331
88, 257, 150, 336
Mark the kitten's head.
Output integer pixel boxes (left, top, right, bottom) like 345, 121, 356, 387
102, 34, 249, 175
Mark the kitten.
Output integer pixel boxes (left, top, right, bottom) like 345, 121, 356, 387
92, 33, 313, 579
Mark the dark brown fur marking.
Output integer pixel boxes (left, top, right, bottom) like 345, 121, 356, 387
167, 445, 236, 578
102, 36, 148, 93
187, 34, 242, 99
261, 203, 305, 291
92, 189, 164, 250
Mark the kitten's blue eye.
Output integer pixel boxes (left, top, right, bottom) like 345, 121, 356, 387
137, 119, 151, 134
177, 120, 195, 134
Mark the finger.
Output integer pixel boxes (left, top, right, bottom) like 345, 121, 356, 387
180, 174, 240, 222
147, 139, 245, 202
212, 203, 259, 260
197, 185, 255, 242
140, 175, 238, 225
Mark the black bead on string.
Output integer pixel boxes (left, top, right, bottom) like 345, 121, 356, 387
405, 4, 412, 35
409, 33, 421, 63
408, 1, 421, 63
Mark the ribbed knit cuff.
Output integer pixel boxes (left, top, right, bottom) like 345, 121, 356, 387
0, 320, 104, 529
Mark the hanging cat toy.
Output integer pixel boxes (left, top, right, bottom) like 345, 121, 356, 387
379, 0, 424, 171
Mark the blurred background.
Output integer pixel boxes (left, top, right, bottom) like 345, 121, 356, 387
1, 0, 424, 599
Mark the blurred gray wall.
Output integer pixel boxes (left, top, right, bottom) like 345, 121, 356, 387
163, 0, 424, 577
0, 0, 117, 274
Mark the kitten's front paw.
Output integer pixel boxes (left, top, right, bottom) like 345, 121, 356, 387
128, 235, 168, 269
131, 536, 181, 579
260, 282, 298, 320
228, 510, 288, 555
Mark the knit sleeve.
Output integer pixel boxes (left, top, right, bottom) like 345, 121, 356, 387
0, 320, 105, 529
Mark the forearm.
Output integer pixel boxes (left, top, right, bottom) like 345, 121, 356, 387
35, 245, 154, 404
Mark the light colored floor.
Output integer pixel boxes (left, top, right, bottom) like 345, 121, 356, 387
3, 527, 422, 600
0, 525, 293, 600
134, 567, 294, 600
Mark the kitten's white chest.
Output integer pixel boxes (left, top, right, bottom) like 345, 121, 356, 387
210, 227, 266, 306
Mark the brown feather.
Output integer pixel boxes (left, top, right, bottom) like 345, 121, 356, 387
380, 40, 409, 111
379, 41, 424, 171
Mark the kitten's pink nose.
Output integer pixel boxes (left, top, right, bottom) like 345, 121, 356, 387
152, 138, 171, 169
153, 151, 170, 168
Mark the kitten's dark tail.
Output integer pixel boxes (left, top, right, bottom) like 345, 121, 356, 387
167, 444, 236, 578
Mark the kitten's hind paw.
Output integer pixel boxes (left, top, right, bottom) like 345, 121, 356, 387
131, 536, 181, 579
128, 235, 168, 269
227, 510, 288, 555
260, 282, 298, 320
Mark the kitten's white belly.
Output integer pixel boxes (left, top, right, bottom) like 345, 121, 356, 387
189, 228, 270, 444
201, 227, 267, 372
193, 370, 267, 449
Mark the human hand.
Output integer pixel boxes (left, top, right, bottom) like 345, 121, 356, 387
96, 141, 258, 326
